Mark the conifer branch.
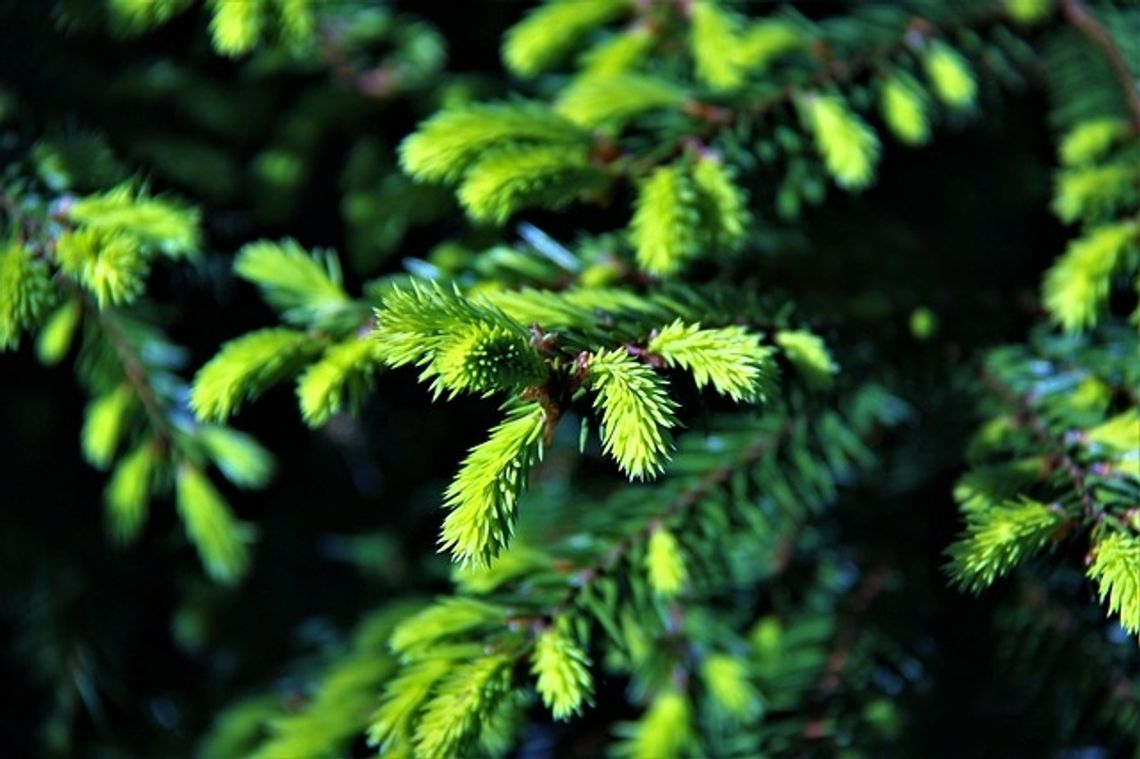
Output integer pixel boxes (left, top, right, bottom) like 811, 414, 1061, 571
621, 8, 998, 182
816, 566, 889, 699
15, 4, 1140, 754
1088, 531, 1140, 636
71, 284, 171, 446
982, 368, 1099, 519
802, 566, 890, 745
1, 180, 274, 582
1061, 0, 1140, 132
555, 417, 799, 613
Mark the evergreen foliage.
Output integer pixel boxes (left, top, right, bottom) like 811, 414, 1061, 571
800, 94, 881, 190
0, 174, 273, 583
880, 72, 932, 146
556, 73, 687, 129
630, 165, 702, 275
946, 324, 1140, 632
440, 401, 547, 565
3, 0, 1140, 756
588, 346, 680, 480
399, 103, 589, 185
531, 626, 593, 720
647, 320, 774, 402
503, 0, 630, 78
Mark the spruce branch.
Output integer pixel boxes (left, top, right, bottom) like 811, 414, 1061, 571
587, 346, 679, 479
503, 0, 630, 78
190, 328, 320, 422
618, 6, 1003, 185
797, 566, 892, 747
17, 5, 1140, 755
66, 280, 172, 446
647, 319, 774, 402
233, 239, 355, 327
947, 498, 1069, 592
612, 687, 694, 759
411, 654, 513, 757
1, 181, 276, 582
1088, 531, 1140, 636
1061, 0, 1140, 132
1042, 217, 1140, 335
531, 626, 593, 720
439, 402, 548, 566
982, 368, 1100, 520
175, 462, 255, 584
555, 417, 800, 614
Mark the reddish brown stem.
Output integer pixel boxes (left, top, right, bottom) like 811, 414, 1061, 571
982, 369, 1099, 520
1061, 0, 1140, 132
553, 418, 800, 616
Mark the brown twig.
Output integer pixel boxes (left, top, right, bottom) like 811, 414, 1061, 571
982, 369, 1099, 520
3, 187, 176, 448
553, 417, 801, 616
817, 567, 889, 699
801, 566, 889, 744
63, 280, 173, 448
1061, 0, 1140, 132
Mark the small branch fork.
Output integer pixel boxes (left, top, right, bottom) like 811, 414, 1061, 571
3, 188, 174, 450
607, 8, 1007, 179
981, 369, 1100, 520
555, 418, 800, 614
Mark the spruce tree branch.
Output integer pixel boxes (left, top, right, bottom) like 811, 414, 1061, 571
1061, 0, 1140, 132
506, 417, 804, 689
816, 566, 889, 699
554, 418, 801, 614
981, 369, 1099, 520
2, 187, 176, 448
800, 565, 889, 743
1043, 340, 1140, 407
619, 8, 1007, 179
735, 3, 1014, 122
65, 280, 174, 447
1019, 579, 1139, 717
